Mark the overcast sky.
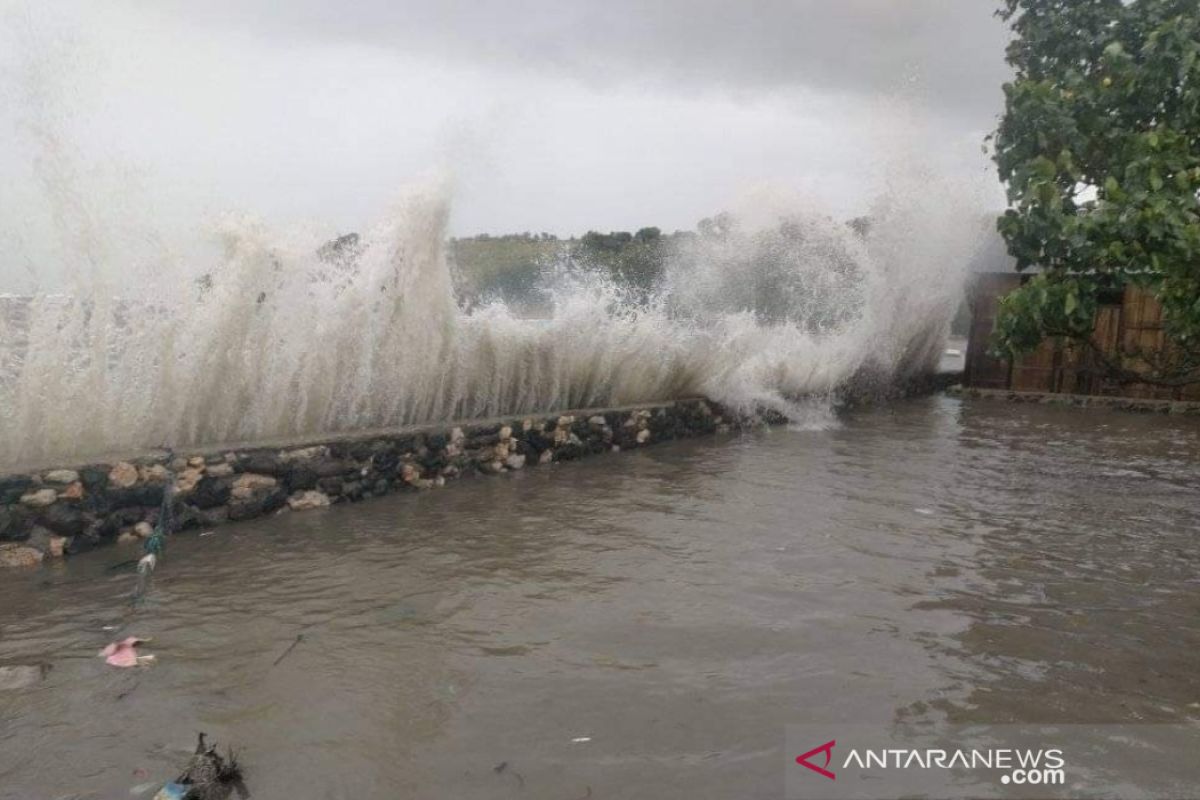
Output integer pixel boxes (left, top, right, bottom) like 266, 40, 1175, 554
0, 0, 1012, 239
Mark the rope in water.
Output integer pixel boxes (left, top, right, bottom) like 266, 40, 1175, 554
133, 454, 175, 604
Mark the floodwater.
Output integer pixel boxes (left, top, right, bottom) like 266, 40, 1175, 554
1, 396, 1199, 799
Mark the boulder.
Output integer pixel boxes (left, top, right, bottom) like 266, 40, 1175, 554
189, 476, 232, 509
232, 473, 277, 496
0, 475, 34, 505
0, 544, 43, 568
279, 445, 329, 463
228, 487, 287, 521
286, 465, 320, 492
0, 507, 32, 541
105, 484, 165, 510
174, 468, 205, 493
109, 462, 139, 489
138, 464, 170, 484
35, 504, 88, 536
43, 469, 79, 485
287, 490, 331, 511
238, 451, 284, 475
59, 482, 84, 500
20, 489, 58, 508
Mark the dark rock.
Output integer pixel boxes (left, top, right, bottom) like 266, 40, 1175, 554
317, 476, 344, 495
555, 441, 586, 461
238, 451, 285, 476
425, 433, 447, 450
287, 465, 319, 492
314, 459, 355, 478
191, 477, 232, 510
85, 515, 123, 542
79, 466, 110, 494
523, 430, 553, 454
373, 479, 390, 495
372, 451, 399, 475
105, 484, 166, 510
35, 504, 88, 536
0, 506, 32, 541
466, 433, 500, 450
65, 530, 100, 555
417, 449, 447, 472
0, 475, 33, 506
341, 481, 364, 501
228, 487, 287, 521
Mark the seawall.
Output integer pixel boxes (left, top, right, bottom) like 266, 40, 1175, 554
0, 398, 749, 567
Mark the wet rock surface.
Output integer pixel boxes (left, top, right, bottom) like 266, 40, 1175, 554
0, 399, 749, 565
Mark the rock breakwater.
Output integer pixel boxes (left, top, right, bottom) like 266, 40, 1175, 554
0, 399, 747, 567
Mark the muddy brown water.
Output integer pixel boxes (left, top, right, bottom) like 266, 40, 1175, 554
1, 396, 1199, 799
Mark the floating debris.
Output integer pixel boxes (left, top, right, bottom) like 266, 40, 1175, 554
0, 663, 50, 691
155, 733, 247, 800
271, 633, 305, 667
100, 637, 155, 668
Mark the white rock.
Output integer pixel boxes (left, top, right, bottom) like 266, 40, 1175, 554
117, 531, 139, 545
206, 463, 234, 477
280, 445, 329, 463
539, 449, 554, 465
134, 521, 154, 538
175, 468, 204, 493
109, 462, 139, 488
636, 429, 651, 444
588, 415, 607, 427
232, 473, 277, 492
187, 456, 206, 468
42, 469, 79, 485
20, 489, 58, 508
0, 544, 43, 568
505, 454, 526, 470
138, 464, 170, 484
287, 490, 331, 511
450, 427, 465, 443
498, 425, 513, 440
47, 536, 66, 558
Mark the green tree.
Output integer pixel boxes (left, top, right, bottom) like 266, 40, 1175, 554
991, 0, 1200, 386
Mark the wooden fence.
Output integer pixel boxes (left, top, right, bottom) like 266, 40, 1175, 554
964, 274, 1200, 401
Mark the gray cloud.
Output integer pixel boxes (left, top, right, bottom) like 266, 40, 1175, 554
144, 0, 1012, 124
0, 0, 1013, 254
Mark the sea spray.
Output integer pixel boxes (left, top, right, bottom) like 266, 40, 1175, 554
0, 174, 980, 468
0, 9, 988, 468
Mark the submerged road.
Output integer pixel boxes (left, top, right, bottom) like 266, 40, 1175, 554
1, 395, 1198, 798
